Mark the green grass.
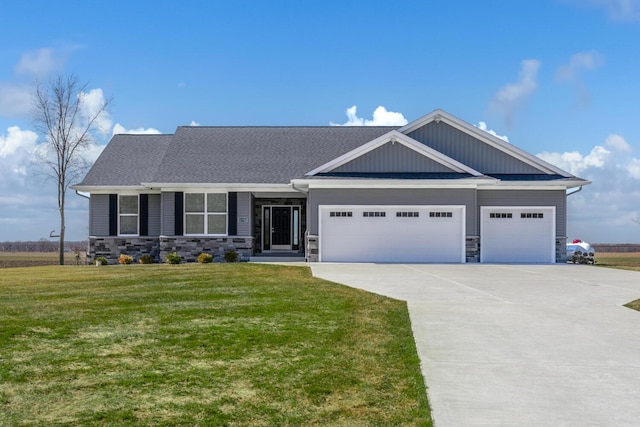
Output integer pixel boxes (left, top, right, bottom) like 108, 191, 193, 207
0, 263, 431, 426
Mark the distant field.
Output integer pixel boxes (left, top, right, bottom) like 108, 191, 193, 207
595, 252, 640, 272
0, 252, 78, 268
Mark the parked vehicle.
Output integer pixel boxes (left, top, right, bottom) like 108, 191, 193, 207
567, 240, 595, 264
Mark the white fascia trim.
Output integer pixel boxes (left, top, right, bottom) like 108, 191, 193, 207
478, 179, 590, 190
305, 130, 483, 177
69, 185, 155, 194
140, 183, 296, 192
295, 178, 495, 189
399, 109, 573, 177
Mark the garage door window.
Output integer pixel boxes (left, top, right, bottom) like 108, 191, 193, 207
363, 211, 386, 217
489, 213, 512, 219
430, 211, 453, 218
521, 213, 544, 218
329, 211, 352, 217
396, 211, 419, 217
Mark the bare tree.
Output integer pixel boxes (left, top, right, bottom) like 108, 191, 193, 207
32, 74, 111, 265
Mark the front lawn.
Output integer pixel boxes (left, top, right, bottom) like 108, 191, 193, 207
0, 263, 431, 426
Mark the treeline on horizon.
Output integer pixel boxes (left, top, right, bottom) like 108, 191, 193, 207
0, 241, 88, 252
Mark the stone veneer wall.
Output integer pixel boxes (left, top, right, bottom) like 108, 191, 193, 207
306, 234, 319, 262
90, 237, 160, 264
466, 236, 480, 263
556, 237, 567, 263
159, 236, 254, 263
89, 236, 254, 264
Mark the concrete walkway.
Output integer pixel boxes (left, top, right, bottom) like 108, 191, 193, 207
311, 263, 640, 427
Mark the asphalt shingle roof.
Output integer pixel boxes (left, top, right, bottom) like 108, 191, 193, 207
151, 126, 398, 184
78, 126, 399, 186
77, 134, 173, 186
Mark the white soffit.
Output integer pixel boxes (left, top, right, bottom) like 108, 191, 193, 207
398, 109, 574, 177
305, 130, 483, 177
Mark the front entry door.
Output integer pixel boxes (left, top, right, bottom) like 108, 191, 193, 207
262, 205, 301, 252
271, 207, 291, 250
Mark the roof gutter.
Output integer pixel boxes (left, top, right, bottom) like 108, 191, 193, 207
290, 180, 309, 194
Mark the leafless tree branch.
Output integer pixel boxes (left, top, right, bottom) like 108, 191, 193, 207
31, 74, 112, 265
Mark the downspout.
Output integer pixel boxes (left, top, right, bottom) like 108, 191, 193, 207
75, 190, 90, 200
567, 186, 582, 197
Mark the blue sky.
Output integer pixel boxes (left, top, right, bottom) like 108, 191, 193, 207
1, 0, 640, 243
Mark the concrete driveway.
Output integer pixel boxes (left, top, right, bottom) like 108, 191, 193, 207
311, 263, 640, 427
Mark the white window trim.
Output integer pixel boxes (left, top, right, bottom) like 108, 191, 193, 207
184, 192, 228, 236
118, 194, 139, 236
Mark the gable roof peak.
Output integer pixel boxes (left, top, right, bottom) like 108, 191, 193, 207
399, 109, 575, 178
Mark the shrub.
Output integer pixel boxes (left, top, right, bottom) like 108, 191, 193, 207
118, 254, 134, 265
224, 250, 238, 263
166, 252, 182, 264
139, 254, 155, 264
94, 256, 108, 266
198, 253, 213, 263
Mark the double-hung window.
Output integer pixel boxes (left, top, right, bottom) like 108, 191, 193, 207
185, 193, 227, 235
119, 195, 139, 235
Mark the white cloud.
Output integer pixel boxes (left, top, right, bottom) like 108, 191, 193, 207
79, 88, 112, 135
189, 120, 200, 126
605, 133, 631, 152
0, 126, 38, 158
489, 59, 540, 127
556, 51, 604, 82
537, 134, 640, 243
475, 122, 509, 142
555, 51, 604, 107
577, 0, 640, 21
0, 83, 33, 117
112, 123, 161, 135
14, 48, 65, 77
330, 105, 408, 126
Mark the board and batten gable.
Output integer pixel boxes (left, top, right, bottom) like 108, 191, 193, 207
331, 141, 458, 174
477, 189, 566, 237
308, 188, 477, 235
407, 121, 543, 175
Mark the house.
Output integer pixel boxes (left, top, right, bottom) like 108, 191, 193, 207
71, 109, 589, 264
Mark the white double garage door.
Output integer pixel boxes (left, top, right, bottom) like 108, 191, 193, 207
319, 205, 556, 263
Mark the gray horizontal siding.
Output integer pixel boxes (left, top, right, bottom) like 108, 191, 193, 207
89, 194, 110, 236
308, 188, 477, 235
408, 122, 542, 174
148, 194, 161, 236
477, 190, 566, 236
333, 141, 455, 173
161, 192, 176, 236
236, 192, 252, 236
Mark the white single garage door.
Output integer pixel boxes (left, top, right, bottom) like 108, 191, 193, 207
480, 206, 556, 263
319, 205, 466, 263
